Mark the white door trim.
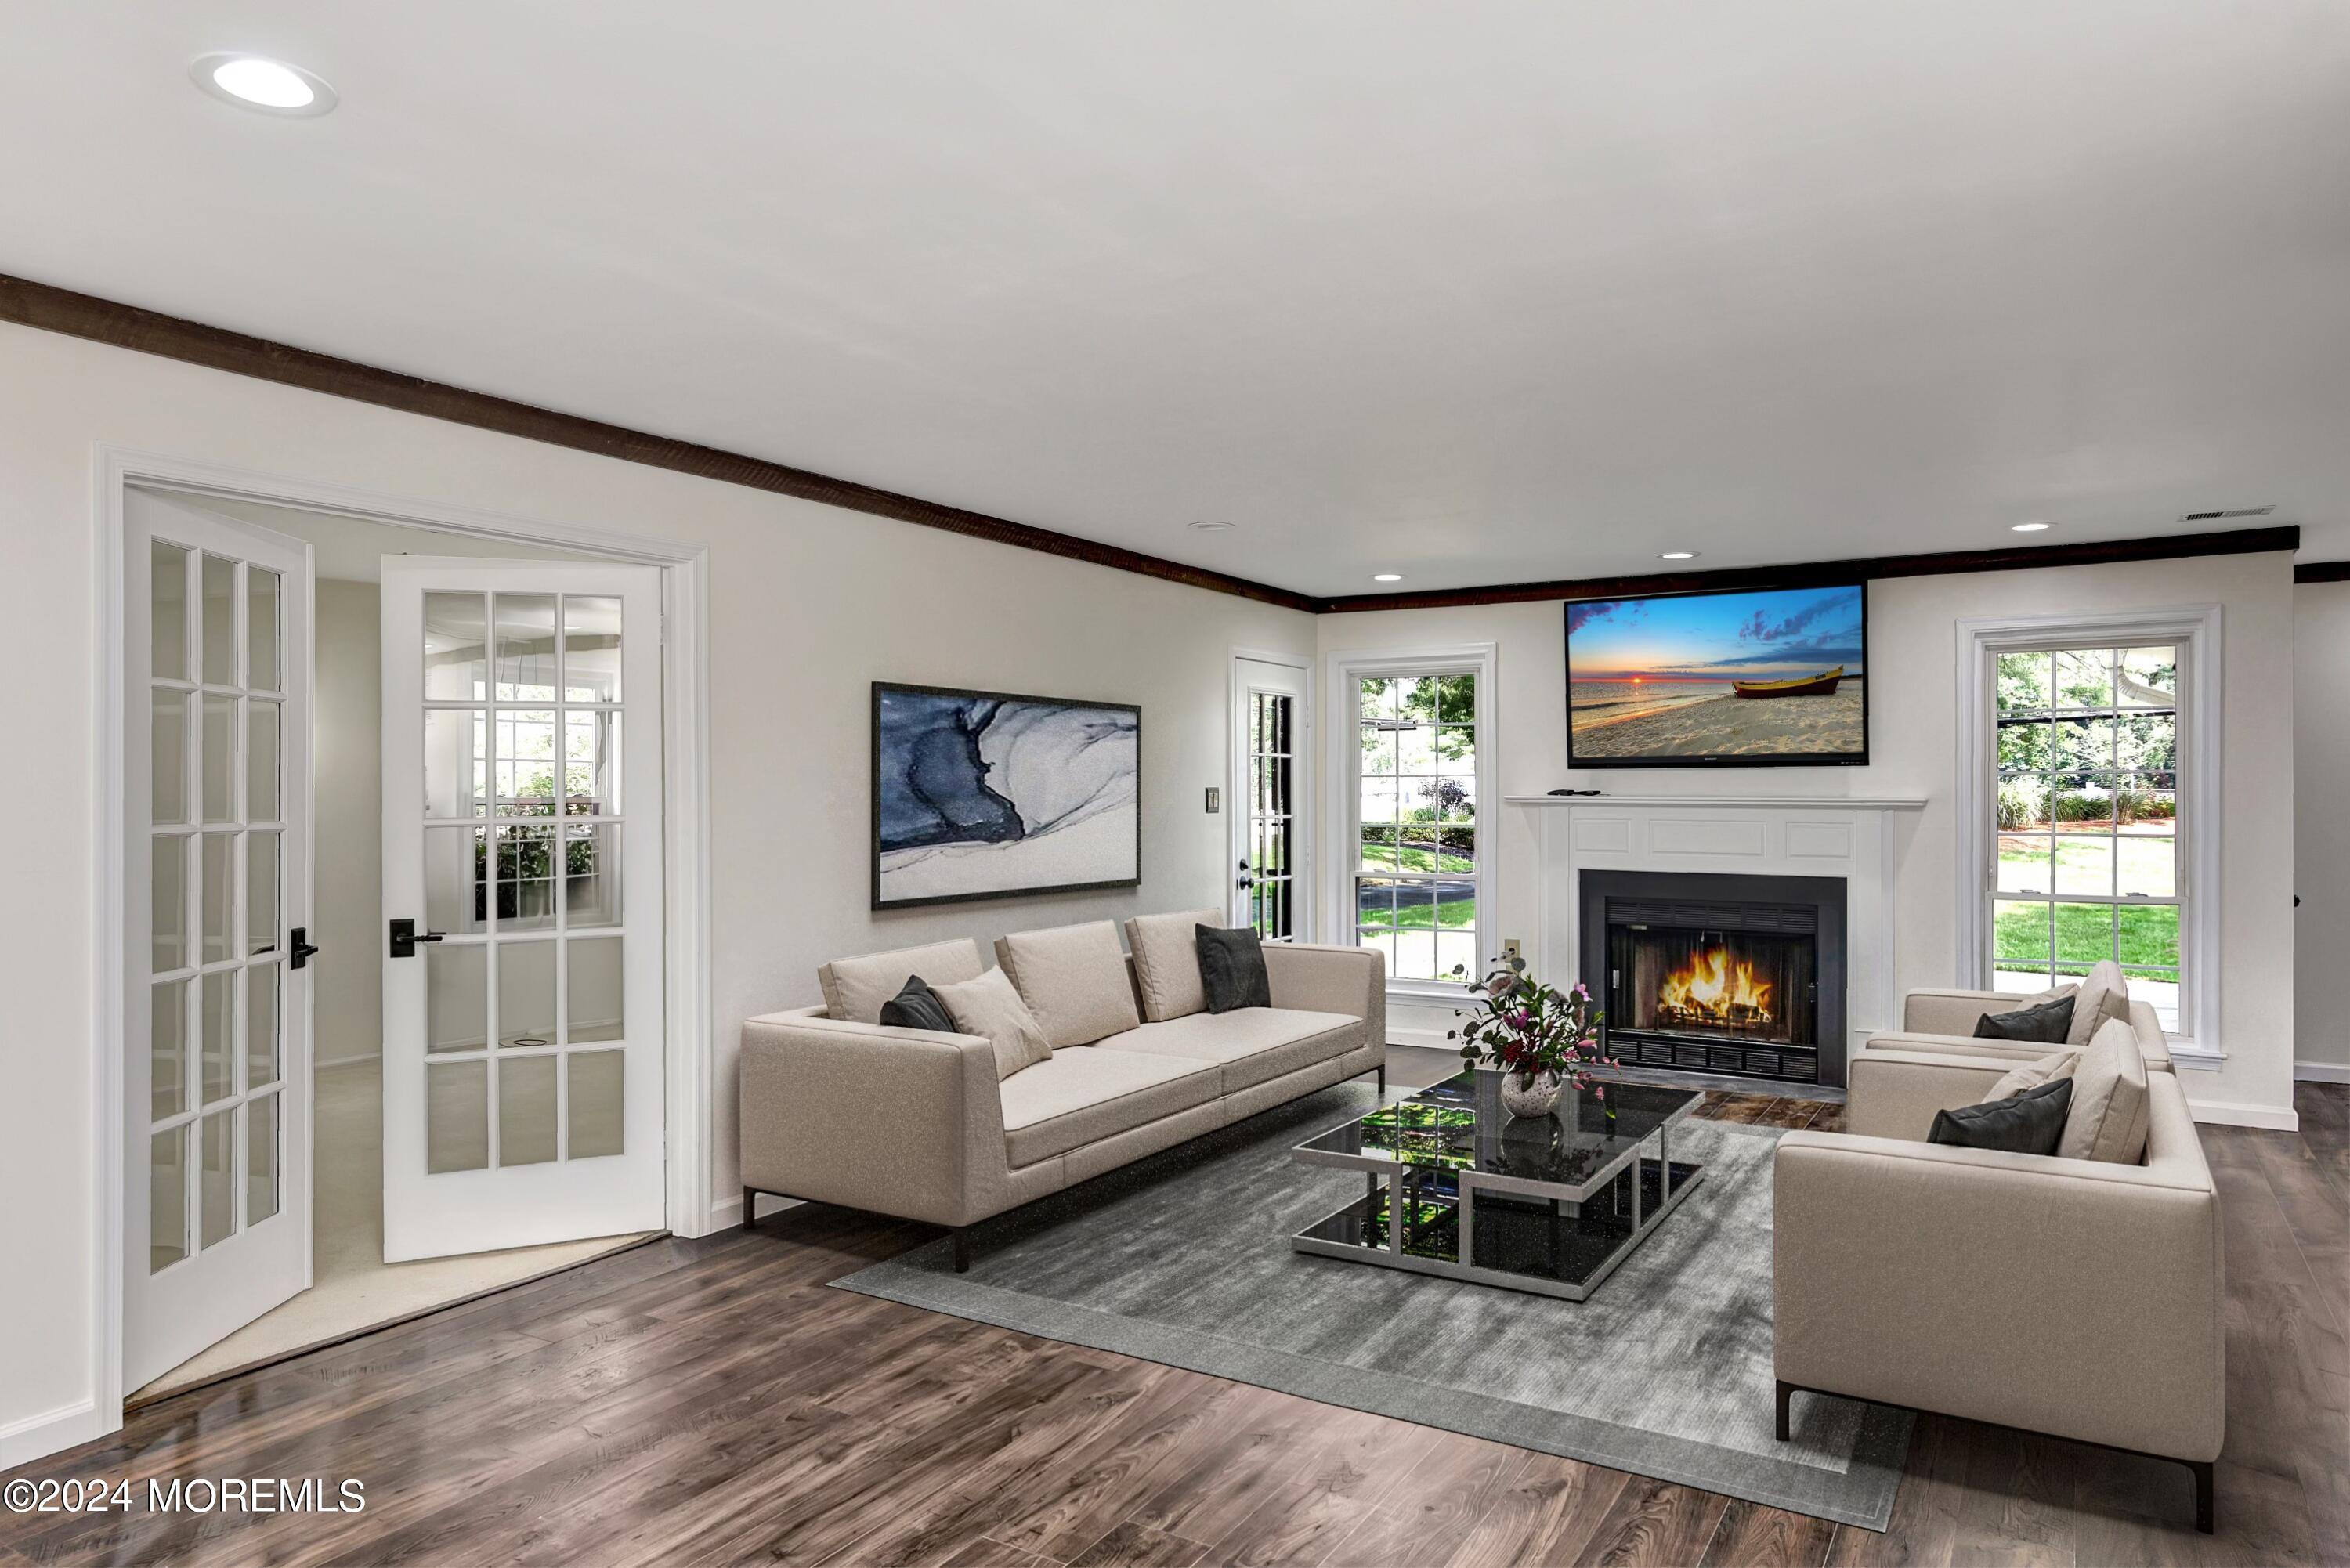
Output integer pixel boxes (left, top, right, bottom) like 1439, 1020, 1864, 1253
1229, 647, 1314, 939
89, 443, 714, 1445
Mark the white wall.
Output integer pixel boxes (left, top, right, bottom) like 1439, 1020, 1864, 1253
0, 321, 1313, 1458
2295, 583, 2350, 1074
1318, 551, 2298, 1122
313, 579, 383, 1067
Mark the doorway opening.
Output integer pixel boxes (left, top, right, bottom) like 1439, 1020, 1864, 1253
107, 467, 709, 1412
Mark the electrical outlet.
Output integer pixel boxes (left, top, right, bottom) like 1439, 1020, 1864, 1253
1502, 938, 1521, 963
1204, 786, 1220, 814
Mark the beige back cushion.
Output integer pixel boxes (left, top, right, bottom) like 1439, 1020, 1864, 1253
2059, 1016, 2152, 1162
819, 938, 986, 1024
2065, 959, 2131, 1046
995, 922, 1143, 1048
1988, 1049, 2079, 1102
1124, 909, 1220, 1022
931, 967, 1054, 1081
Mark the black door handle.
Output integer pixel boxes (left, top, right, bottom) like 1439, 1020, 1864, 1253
388, 918, 447, 959
290, 927, 322, 970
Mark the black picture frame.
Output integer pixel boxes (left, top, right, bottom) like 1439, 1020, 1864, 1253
871, 681, 1143, 910
1563, 581, 1871, 769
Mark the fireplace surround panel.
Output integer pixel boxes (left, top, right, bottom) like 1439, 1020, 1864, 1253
1579, 870, 1848, 1086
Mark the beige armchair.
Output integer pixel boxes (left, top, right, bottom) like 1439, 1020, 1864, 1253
1867, 986, 2173, 1072
1773, 1047, 2222, 1532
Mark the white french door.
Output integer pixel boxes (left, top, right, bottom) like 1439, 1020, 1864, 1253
1231, 655, 1311, 940
124, 489, 313, 1389
378, 561, 666, 1261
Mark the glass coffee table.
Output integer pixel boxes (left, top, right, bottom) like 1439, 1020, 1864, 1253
1291, 1070, 1704, 1300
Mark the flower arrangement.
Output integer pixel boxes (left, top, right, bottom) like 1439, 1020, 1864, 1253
1447, 955, 1616, 1102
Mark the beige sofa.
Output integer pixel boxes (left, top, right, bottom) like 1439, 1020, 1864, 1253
1773, 1039, 2222, 1531
739, 917, 1385, 1270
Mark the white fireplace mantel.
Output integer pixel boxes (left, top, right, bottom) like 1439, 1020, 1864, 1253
1509, 793, 1925, 1079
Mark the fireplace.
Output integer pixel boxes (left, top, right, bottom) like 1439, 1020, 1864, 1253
1578, 870, 1847, 1086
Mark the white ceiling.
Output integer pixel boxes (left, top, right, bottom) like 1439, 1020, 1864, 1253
12, 4, 2350, 594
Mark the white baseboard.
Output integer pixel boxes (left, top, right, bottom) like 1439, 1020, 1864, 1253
0, 1398, 103, 1472
2186, 1098, 2300, 1132
2294, 1060, 2350, 1084
314, 1051, 381, 1071
709, 1191, 804, 1230
1383, 1025, 1455, 1051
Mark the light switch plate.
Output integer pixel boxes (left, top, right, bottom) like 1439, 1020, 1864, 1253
1205, 786, 1220, 814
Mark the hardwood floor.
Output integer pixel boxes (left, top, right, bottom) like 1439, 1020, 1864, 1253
5, 1084, 2345, 1567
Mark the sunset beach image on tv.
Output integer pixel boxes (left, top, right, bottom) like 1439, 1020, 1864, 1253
1565, 583, 1867, 765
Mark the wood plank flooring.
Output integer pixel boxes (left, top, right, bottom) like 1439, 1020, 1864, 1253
5, 1084, 2346, 1567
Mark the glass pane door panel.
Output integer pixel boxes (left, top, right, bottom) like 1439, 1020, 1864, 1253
494, 594, 558, 702
201, 833, 234, 964
424, 710, 486, 818
567, 1050, 624, 1158
202, 696, 236, 822
247, 963, 280, 1088
152, 541, 190, 681
423, 592, 488, 700
562, 710, 619, 814
199, 1108, 234, 1249
201, 556, 237, 686
426, 945, 489, 1053
496, 711, 559, 815
498, 1056, 558, 1166
153, 836, 187, 972
498, 941, 557, 1048
248, 832, 279, 955
248, 702, 281, 821
495, 826, 558, 931
567, 937, 623, 1042
153, 692, 189, 824
150, 1125, 189, 1271
562, 595, 622, 701
247, 1093, 280, 1225
201, 971, 234, 1104
152, 979, 189, 1119
423, 825, 489, 935
564, 823, 620, 927
248, 569, 281, 691
426, 1060, 488, 1172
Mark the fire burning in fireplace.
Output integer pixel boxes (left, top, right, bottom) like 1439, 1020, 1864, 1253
1656, 945, 1777, 1031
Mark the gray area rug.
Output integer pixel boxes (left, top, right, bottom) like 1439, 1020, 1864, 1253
834, 1082, 1910, 1530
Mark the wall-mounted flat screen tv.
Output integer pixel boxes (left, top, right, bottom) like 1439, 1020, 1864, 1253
1565, 582, 1868, 768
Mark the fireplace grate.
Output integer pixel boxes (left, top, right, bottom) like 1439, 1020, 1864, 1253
1608, 1031, 1820, 1084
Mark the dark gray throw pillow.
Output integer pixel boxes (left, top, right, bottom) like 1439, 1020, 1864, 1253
1195, 925, 1272, 1013
877, 975, 957, 1033
1928, 1078, 2074, 1155
1973, 995, 2075, 1043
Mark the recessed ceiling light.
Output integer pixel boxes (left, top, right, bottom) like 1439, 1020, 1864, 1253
1372, 573, 1404, 583
1659, 551, 1698, 561
2011, 522, 2052, 533
190, 53, 338, 117
1188, 520, 1235, 533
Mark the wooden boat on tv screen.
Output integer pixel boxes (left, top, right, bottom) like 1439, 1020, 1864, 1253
1731, 666, 1844, 699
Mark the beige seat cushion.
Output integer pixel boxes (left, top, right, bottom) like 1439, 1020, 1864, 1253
2059, 1016, 2152, 1163
996, 1046, 1220, 1165
1988, 1049, 2079, 1101
1093, 1007, 1361, 1094
818, 938, 988, 1024
931, 966, 1054, 1081
2066, 959, 2131, 1046
1124, 908, 1220, 1022
996, 922, 1142, 1048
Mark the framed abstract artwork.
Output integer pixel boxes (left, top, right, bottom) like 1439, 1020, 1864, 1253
872, 682, 1141, 909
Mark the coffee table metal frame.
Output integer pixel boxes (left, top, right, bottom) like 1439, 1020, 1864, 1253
1289, 1080, 1704, 1302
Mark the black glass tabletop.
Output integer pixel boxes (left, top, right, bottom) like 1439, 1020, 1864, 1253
1296, 1071, 1700, 1198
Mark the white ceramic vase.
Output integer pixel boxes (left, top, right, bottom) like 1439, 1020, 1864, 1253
1499, 1069, 1564, 1119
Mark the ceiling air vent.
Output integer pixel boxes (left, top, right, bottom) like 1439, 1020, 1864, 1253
2179, 505, 2276, 522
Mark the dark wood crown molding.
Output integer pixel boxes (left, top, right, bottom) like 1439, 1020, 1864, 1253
2, 273, 2307, 617
1318, 526, 2302, 612
0, 273, 1320, 613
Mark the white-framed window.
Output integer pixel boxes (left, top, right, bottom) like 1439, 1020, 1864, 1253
1957, 608, 2221, 1060
1327, 645, 1499, 994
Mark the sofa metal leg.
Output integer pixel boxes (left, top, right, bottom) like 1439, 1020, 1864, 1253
2190, 1459, 2214, 1534
1775, 1380, 1793, 1441
742, 1187, 758, 1230
953, 1227, 972, 1274
1377, 1064, 1386, 1099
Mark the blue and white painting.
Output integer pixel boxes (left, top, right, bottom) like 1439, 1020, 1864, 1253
873, 684, 1141, 908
